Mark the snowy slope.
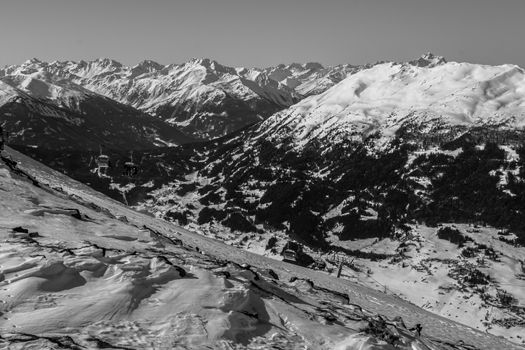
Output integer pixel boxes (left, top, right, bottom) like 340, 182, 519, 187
1, 146, 523, 350
110, 56, 525, 346
258, 58, 525, 148
1, 69, 94, 112
131, 142, 525, 345
0, 72, 193, 150
327, 223, 525, 344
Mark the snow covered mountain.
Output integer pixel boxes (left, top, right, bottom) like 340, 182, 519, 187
4, 146, 522, 349
1, 57, 361, 139
260, 61, 363, 97
6, 54, 525, 346
108, 56, 525, 344
0, 69, 193, 151
257, 56, 525, 150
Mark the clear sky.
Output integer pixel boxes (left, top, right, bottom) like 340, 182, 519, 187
1, 0, 524, 68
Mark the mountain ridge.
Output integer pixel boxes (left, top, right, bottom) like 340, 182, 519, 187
256, 58, 525, 150
1, 56, 367, 139
0, 74, 194, 150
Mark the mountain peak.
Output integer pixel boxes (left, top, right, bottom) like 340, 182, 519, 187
189, 57, 218, 67
303, 62, 324, 71
92, 58, 123, 68
136, 59, 163, 68
131, 60, 164, 75
287, 62, 304, 70
409, 52, 447, 67
187, 57, 236, 75
23, 58, 44, 65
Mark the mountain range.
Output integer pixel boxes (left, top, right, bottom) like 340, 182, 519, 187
1, 57, 361, 140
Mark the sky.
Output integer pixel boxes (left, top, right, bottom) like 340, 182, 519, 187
0, 0, 524, 68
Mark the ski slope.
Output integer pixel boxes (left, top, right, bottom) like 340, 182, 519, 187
0, 147, 522, 349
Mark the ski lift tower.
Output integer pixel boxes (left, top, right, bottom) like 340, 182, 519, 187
123, 151, 139, 177
96, 145, 110, 176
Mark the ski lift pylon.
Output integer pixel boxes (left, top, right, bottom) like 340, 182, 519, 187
96, 145, 110, 176
123, 151, 139, 177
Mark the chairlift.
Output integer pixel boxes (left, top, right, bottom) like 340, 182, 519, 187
282, 249, 298, 263
123, 151, 139, 177
96, 145, 110, 176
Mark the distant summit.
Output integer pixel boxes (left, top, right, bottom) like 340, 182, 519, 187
409, 52, 447, 67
